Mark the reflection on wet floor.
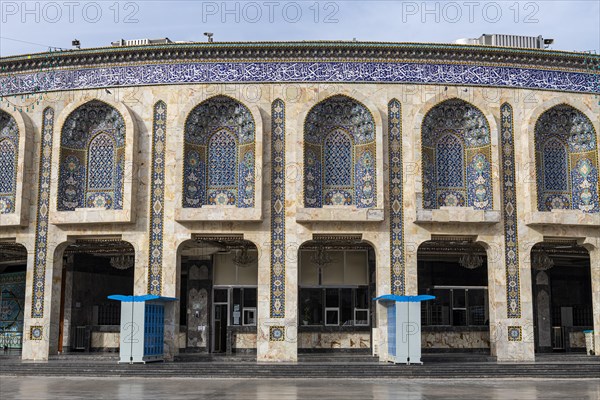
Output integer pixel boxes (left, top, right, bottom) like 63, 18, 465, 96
1, 377, 599, 400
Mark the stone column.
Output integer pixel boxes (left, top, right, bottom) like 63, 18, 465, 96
22, 244, 64, 360
485, 240, 504, 358
257, 99, 297, 362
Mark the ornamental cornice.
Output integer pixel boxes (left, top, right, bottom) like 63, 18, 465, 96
1, 41, 598, 74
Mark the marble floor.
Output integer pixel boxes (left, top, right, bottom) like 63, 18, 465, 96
0, 377, 598, 400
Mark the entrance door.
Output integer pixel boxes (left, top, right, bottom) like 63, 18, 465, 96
213, 304, 228, 353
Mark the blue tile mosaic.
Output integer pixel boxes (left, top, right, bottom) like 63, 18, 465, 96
148, 101, 167, 295
58, 100, 125, 211
1, 62, 597, 96
31, 107, 54, 319
270, 99, 286, 319
304, 95, 376, 208
535, 104, 599, 213
500, 103, 521, 319
183, 96, 255, 209
324, 130, 353, 187
388, 99, 405, 295
422, 99, 492, 210
0, 110, 19, 214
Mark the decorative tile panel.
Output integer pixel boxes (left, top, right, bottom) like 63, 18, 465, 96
87, 133, 116, 190
1, 62, 597, 96
324, 130, 352, 186
269, 326, 285, 341
30, 325, 43, 340
183, 96, 255, 209
388, 99, 405, 295
270, 99, 286, 318
0, 111, 19, 214
304, 95, 376, 209
58, 100, 125, 210
422, 99, 492, 210
500, 103, 521, 319
535, 104, 598, 213
435, 134, 464, 188
148, 101, 167, 295
31, 107, 54, 319
508, 326, 522, 341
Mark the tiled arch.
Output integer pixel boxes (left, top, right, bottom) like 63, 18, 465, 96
0, 110, 19, 214
57, 100, 126, 211
421, 98, 493, 210
534, 104, 599, 213
0, 107, 32, 226
303, 94, 377, 209
182, 95, 256, 209
50, 98, 137, 224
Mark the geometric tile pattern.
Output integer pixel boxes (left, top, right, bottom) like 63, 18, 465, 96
388, 99, 405, 295
508, 326, 522, 342
148, 101, 167, 295
30, 325, 43, 340
0, 110, 19, 214
304, 95, 376, 208
422, 98, 492, 210
183, 96, 255, 209
269, 326, 285, 342
435, 134, 464, 188
324, 129, 352, 186
500, 103, 521, 319
270, 99, 286, 319
31, 107, 55, 319
535, 104, 599, 213
2, 62, 597, 96
87, 133, 115, 190
58, 100, 125, 210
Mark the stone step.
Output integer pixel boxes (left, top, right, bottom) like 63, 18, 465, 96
2, 361, 599, 379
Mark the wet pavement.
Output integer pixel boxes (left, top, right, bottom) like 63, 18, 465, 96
0, 377, 598, 400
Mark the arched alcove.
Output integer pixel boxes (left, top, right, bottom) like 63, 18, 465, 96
182, 96, 256, 208
0, 110, 19, 214
303, 95, 376, 208
57, 100, 126, 210
421, 98, 493, 210
534, 104, 599, 213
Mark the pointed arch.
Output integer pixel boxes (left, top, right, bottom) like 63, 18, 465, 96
0, 111, 19, 214
303, 95, 376, 208
57, 100, 125, 211
421, 98, 492, 210
183, 95, 256, 208
534, 104, 599, 213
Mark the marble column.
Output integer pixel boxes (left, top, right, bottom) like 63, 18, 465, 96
22, 244, 64, 360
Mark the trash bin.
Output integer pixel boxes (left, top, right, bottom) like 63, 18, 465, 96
108, 294, 177, 363
373, 294, 435, 365
583, 330, 595, 356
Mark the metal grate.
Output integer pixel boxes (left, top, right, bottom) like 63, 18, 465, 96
73, 326, 87, 350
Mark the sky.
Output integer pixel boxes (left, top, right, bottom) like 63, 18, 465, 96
0, 0, 599, 57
